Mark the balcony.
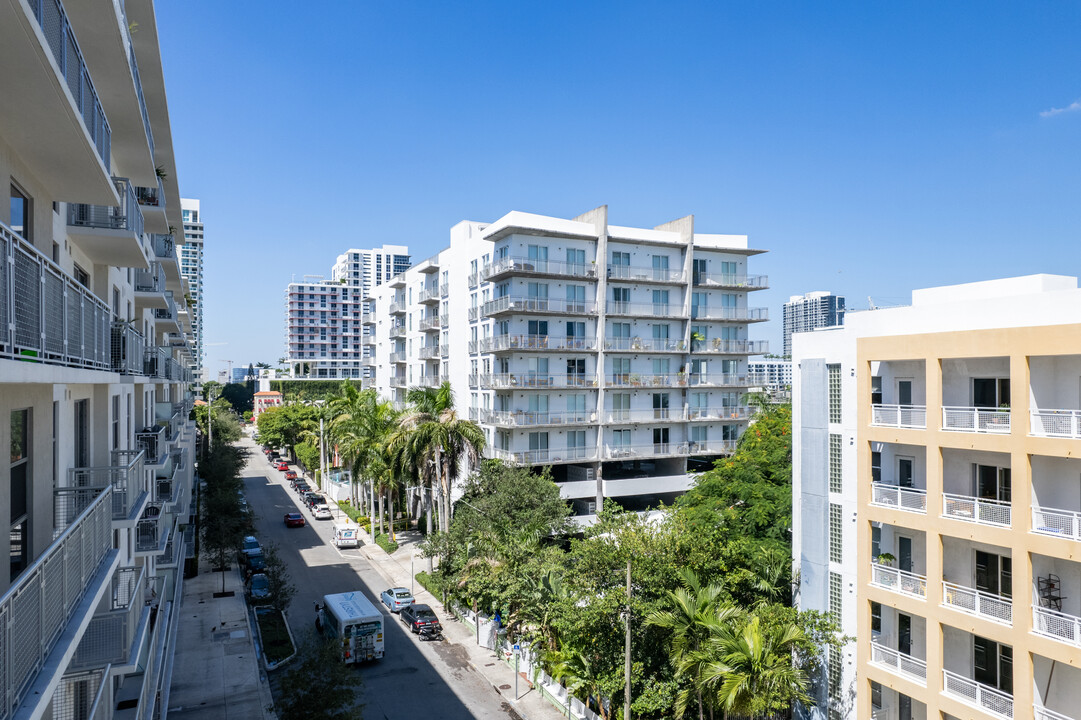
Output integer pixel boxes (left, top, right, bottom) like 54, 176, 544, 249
490, 447, 597, 464
48, 666, 111, 720
871, 404, 928, 429
2, 0, 115, 200
690, 339, 769, 355
479, 373, 599, 390
70, 565, 147, 671
942, 406, 1011, 434
419, 345, 440, 359
942, 581, 1012, 625
870, 562, 927, 599
483, 296, 597, 317
605, 337, 686, 353
1031, 409, 1081, 439
687, 406, 753, 422
942, 669, 1013, 719
135, 178, 167, 233
153, 292, 180, 332
390, 351, 407, 363
1032, 505, 1081, 541
606, 301, 681, 319
607, 264, 686, 284
869, 642, 927, 685
390, 377, 407, 388
1035, 707, 1075, 720
468, 271, 479, 287
683, 373, 755, 389
66, 449, 147, 524
417, 375, 443, 388
67, 177, 148, 267
468, 307, 480, 322
942, 493, 1011, 528
136, 425, 166, 464
0, 221, 114, 371
418, 286, 440, 304
605, 409, 688, 423
689, 306, 769, 322
605, 441, 734, 460
483, 410, 595, 427
133, 261, 168, 307
483, 335, 598, 353
1033, 606, 1081, 647
692, 273, 768, 290
389, 301, 406, 314
419, 316, 442, 332
482, 256, 597, 282
135, 503, 166, 554
870, 483, 928, 514
0, 487, 116, 720
389, 325, 406, 339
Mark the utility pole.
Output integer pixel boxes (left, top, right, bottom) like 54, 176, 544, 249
625, 558, 632, 720
319, 416, 325, 490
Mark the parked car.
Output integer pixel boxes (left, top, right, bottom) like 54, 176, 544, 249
239, 536, 261, 558
284, 512, 305, 528
284, 470, 298, 481
247, 573, 270, 602
400, 604, 441, 634
302, 492, 320, 509
313, 505, 332, 520
294, 483, 311, 495
245, 551, 266, 573
380, 587, 414, 613
275, 461, 289, 471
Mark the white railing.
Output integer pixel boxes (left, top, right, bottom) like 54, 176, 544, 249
67, 449, 146, 522
687, 406, 754, 421
419, 316, 441, 331
1030, 409, 1081, 439
942, 492, 1011, 527
489, 447, 596, 464
606, 264, 686, 283
689, 306, 769, 322
483, 256, 598, 281
70, 565, 146, 670
692, 273, 768, 289
483, 410, 595, 427
417, 286, 440, 303
871, 404, 927, 429
604, 440, 736, 459
942, 581, 1012, 624
1034, 705, 1076, 720
0, 487, 114, 720
479, 373, 599, 389
943, 669, 1013, 719
689, 339, 770, 354
482, 334, 598, 352
607, 301, 679, 318
870, 484, 928, 513
1033, 606, 1081, 647
1032, 505, 1081, 541
942, 406, 1011, 434
604, 409, 688, 423
604, 337, 686, 352
482, 296, 598, 317
869, 563, 927, 598
869, 642, 927, 684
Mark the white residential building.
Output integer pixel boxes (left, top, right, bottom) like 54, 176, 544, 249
371, 208, 769, 517
784, 290, 845, 357
793, 274, 1081, 720
0, 1, 198, 718
285, 245, 409, 379
180, 198, 204, 379
748, 357, 792, 391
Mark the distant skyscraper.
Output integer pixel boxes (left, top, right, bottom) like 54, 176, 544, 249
285, 245, 410, 379
181, 198, 205, 377
783, 291, 845, 356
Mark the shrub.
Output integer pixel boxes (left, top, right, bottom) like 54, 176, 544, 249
374, 533, 398, 554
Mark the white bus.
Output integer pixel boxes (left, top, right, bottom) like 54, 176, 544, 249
319, 591, 384, 662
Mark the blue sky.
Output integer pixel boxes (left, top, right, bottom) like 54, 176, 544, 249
157, 1, 1081, 376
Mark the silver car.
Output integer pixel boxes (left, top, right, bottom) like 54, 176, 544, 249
380, 587, 414, 613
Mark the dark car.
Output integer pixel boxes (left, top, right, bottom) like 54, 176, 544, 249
400, 604, 441, 634
294, 483, 311, 496
284, 512, 305, 528
302, 491, 320, 509
247, 573, 270, 602
245, 551, 267, 573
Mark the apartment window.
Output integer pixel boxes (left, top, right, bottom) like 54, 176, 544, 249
566, 285, 585, 311
610, 323, 631, 339
827, 364, 842, 423
652, 393, 669, 419
611, 250, 630, 266
612, 429, 630, 447
652, 358, 670, 375
829, 504, 842, 563
871, 376, 882, 405
112, 395, 120, 450
828, 571, 841, 624
827, 645, 841, 706
10, 409, 30, 582
871, 450, 881, 483
611, 286, 629, 304
652, 324, 669, 342
692, 258, 707, 283
567, 394, 586, 416
651, 289, 669, 312
567, 358, 585, 379
567, 431, 586, 453
611, 357, 630, 384
528, 432, 548, 458
870, 601, 882, 634
871, 524, 881, 559
566, 248, 585, 267
690, 425, 707, 443
10, 183, 31, 240
528, 320, 548, 337
974, 636, 1013, 694
611, 393, 630, 421
74, 400, 88, 466
828, 434, 842, 492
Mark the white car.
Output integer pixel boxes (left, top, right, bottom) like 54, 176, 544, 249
312, 505, 332, 520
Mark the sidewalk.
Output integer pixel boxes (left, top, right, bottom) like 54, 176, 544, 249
353, 522, 570, 720
167, 565, 275, 720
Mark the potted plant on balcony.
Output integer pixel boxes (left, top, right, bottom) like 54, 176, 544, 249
690, 331, 705, 351
874, 552, 896, 567
677, 371, 687, 387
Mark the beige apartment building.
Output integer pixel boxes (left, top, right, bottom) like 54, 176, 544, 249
794, 275, 1081, 720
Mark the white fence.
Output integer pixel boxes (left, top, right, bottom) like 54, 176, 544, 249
870, 484, 927, 513
942, 492, 1011, 527
942, 581, 1012, 625
1030, 409, 1081, 439
943, 669, 1013, 719
871, 404, 927, 429
942, 406, 1011, 434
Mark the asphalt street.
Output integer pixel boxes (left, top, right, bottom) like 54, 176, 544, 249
238, 437, 523, 720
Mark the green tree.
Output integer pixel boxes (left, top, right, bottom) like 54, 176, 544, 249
220, 382, 254, 414
547, 649, 611, 720
262, 543, 296, 613
277, 636, 362, 720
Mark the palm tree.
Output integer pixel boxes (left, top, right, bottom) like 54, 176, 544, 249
690, 614, 811, 719
328, 384, 399, 526
547, 649, 610, 720
646, 570, 735, 719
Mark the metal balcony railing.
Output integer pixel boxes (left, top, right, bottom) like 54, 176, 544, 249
48, 665, 111, 720
1031, 409, 1081, 439
480, 373, 600, 389
389, 302, 405, 314
67, 449, 146, 522
942, 406, 1011, 433
605, 441, 736, 459
1034, 705, 1075, 720
692, 273, 768, 289
483, 296, 597, 317
153, 292, 178, 323
150, 233, 176, 261
605, 409, 688, 423
135, 178, 165, 210
110, 321, 144, 375
942, 581, 1012, 625
606, 301, 678, 318
26, 0, 112, 169
467, 272, 479, 288
135, 503, 164, 553
689, 306, 769, 322
943, 669, 1013, 719
605, 337, 686, 352
418, 286, 440, 303
417, 375, 443, 388
689, 339, 769, 354
70, 564, 146, 671
483, 256, 598, 281
942, 492, 1011, 527
482, 335, 598, 352
1033, 605, 1081, 647
419, 345, 440, 359
0, 220, 112, 369
869, 562, 927, 598
489, 447, 597, 464
133, 261, 165, 293
606, 265, 685, 284
870, 484, 928, 513
126, 28, 154, 159
484, 410, 595, 427
871, 404, 927, 429
0, 486, 113, 720
135, 426, 165, 464
389, 325, 406, 339
687, 406, 754, 421
390, 351, 407, 363
389, 377, 407, 388
467, 307, 479, 322
1032, 505, 1081, 541
419, 316, 441, 331
68, 177, 143, 239
869, 642, 927, 684
143, 345, 167, 377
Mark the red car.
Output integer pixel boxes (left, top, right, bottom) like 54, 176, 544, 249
284, 512, 305, 528
284, 470, 298, 481
275, 461, 289, 471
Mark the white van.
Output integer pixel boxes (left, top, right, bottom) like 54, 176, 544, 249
319, 591, 383, 662
333, 523, 359, 548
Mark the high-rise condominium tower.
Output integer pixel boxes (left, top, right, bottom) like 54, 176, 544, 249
784, 290, 845, 356
181, 198, 204, 378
